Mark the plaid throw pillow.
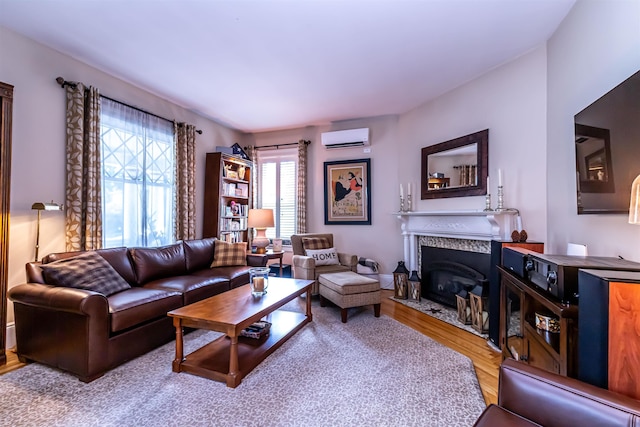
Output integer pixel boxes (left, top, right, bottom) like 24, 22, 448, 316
302, 237, 331, 251
40, 251, 131, 296
211, 241, 247, 267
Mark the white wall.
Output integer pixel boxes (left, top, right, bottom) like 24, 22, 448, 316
243, 115, 402, 275
399, 47, 549, 242
0, 26, 242, 325
546, 0, 640, 259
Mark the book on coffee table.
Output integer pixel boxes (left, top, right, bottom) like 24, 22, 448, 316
240, 321, 272, 339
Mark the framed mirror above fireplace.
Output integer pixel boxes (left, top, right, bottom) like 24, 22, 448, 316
421, 129, 489, 199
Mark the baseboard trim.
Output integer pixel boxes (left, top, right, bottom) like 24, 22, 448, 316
5, 322, 15, 350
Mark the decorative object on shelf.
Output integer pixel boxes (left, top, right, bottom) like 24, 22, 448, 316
231, 142, 249, 160
408, 270, 421, 301
393, 261, 409, 299
249, 267, 270, 296
519, 230, 528, 242
248, 209, 274, 254
32, 201, 64, 262
535, 312, 560, 333
324, 158, 371, 225
272, 238, 283, 252
630, 173, 640, 224
511, 230, 521, 243
237, 165, 246, 180
456, 290, 472, 325
496, 169, 505, 211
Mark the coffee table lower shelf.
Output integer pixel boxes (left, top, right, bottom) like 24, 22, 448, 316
175, 310, 308, 386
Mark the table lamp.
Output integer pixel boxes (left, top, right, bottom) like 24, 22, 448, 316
248, 208, 274, 254
32, 201, 63, 262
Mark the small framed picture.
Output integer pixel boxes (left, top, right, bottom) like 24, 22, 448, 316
273, 238, 283, 252
227, 170, 239, 180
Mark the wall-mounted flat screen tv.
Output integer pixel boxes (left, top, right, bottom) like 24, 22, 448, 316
575, 70, 640, 214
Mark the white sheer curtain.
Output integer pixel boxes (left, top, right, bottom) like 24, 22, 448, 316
100, 98, 175, 247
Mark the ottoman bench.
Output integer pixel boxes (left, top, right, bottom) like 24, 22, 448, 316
318, 271, 381, 323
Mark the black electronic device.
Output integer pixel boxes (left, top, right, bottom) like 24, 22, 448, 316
502, 247, 640, 304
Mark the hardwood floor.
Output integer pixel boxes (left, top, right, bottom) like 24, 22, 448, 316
0, 290, 501, 405
380, 290, 501, 405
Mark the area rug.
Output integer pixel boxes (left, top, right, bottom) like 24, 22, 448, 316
390, 296, 488, 338
0, 300, 486, 426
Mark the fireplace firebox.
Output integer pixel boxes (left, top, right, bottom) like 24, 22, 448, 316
421, 246, 491, 308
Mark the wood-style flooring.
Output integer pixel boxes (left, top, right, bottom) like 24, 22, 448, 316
0, 289, 501, 405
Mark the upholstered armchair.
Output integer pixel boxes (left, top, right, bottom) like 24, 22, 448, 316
291, 233, 357, 295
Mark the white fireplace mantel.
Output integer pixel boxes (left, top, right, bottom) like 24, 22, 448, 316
396, 209, 518, 271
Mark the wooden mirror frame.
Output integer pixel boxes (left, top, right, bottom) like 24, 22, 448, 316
420, 129, 489, 200
0, 81, 13, 365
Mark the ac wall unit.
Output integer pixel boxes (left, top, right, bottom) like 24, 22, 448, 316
321, 128, 370, 149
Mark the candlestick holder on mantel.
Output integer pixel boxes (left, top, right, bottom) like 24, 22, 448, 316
400, 196, 405, 213
496, 185, 506, 211
483, 192, 493, 212
405, 194, 412, 212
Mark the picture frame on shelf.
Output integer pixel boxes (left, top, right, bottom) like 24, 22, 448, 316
323, 158, 371, 225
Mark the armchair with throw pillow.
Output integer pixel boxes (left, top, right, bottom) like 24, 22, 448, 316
291, 233, 357, 295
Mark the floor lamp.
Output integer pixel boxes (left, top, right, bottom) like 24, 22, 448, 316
32, 201, 63, 262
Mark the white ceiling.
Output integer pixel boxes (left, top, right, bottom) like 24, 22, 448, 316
0, 0, 575, 133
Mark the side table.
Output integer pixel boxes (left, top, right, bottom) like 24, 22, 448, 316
247, 250, 285, 276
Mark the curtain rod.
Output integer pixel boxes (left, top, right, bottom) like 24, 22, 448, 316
247, 140, 311, 151
55, 77, 203, 134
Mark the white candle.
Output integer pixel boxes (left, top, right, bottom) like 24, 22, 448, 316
407, 182, 411, 197
498, 169, 503, 187
516, 215, 523, 232
486, 176, 490, 194
400, 184, 404, 198
253, 277, 264, 292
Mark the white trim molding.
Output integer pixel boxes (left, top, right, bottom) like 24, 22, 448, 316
396, 210, 518, 271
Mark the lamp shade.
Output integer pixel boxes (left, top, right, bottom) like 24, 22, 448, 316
630, 174, 640, 224
32, 202, 63, 211
248, 209, 274, 229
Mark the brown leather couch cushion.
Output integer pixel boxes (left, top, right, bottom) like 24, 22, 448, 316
144, 275, 229, 305
129, 243, 187, 285
183, 237, 216, 272
108, 287, 182, 333
40, 247, 137, 285
474, 405, 542, 427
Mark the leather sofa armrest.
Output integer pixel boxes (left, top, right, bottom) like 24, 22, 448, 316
246, 254, 268, 267
496, 359, 640, 426
8, 282, 109, 317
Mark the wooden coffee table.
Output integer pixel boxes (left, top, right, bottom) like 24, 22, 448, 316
168, 277, 314, 388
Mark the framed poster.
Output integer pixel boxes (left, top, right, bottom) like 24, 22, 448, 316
324, 158, 371, 225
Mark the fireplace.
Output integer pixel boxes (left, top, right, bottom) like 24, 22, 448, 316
421, 246, 491, 308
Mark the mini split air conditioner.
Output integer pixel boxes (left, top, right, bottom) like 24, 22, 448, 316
321, 128, 370, 149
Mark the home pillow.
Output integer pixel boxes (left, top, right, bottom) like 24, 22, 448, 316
40, 251, 131, 296
301, 237, 331, 251
211, 241, 247, 267
305, 247, 340, 266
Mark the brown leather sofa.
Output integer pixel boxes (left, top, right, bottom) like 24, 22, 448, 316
474, 359, 640, 426
8, 238, 267, 382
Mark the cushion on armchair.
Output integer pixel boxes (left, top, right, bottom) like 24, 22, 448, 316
305, 247, 340, 266
40, 251, 131, 296
211, 241, 247, 267
302, 237, 331, 250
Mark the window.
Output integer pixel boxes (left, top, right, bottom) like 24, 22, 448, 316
257, 148, 297, 244
100, 98, 175, 248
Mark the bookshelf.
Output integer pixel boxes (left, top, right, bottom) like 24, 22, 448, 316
203, 152, 252, 242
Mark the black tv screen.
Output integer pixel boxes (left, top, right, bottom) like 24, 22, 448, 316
575, 70, 640, 214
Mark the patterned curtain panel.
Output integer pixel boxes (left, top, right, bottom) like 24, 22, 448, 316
175, 123, 197, 241
297, 140, 309, 233
246, 145, 257, 209
64, 84, 102, 251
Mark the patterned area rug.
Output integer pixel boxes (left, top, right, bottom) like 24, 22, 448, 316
390, 296, 489, 338
0, 299, 486, 426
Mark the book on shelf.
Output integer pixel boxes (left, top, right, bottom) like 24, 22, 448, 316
240, 321, 272, 339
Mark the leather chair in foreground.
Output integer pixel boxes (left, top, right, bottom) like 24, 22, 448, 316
474, 359, 640, 426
